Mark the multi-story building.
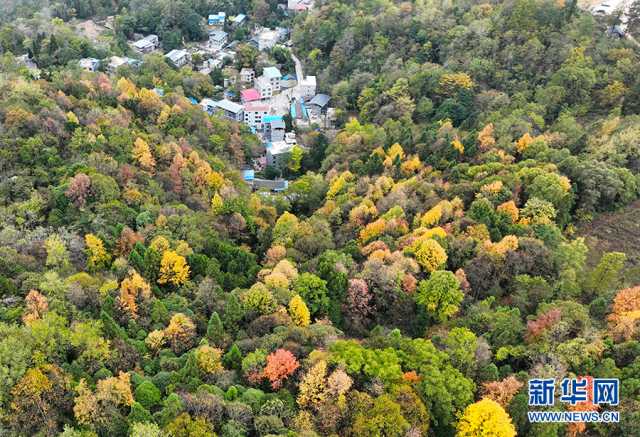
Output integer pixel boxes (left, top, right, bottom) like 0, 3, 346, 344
243, 102, 271, 130
262, 66, 282, 93
208, 30, 228, 50
254, 76, 274, 99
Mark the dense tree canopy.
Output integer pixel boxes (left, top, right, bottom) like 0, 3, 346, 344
0, 0, 639, 436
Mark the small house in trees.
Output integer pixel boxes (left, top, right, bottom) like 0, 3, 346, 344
212, 99, 244, 122
252, 178, 289, 192
266, 140, 295, 169
255, 28, 280, 51
132, 34, 159, 53
79, 57, 100, 72
288, 0, 314, 12
200, 98, 217, 115
231, 14, 247, 27
107, 56, 141, 73
165, 49, 190, 67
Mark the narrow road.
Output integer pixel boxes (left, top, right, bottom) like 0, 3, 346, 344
291, 51, 304, 81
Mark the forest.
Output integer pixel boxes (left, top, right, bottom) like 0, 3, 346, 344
1, 0, 640, 436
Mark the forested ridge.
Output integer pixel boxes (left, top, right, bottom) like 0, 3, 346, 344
1, 0, 640, 436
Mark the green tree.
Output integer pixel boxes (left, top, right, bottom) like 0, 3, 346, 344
293, 273, 330, 317
206, 311, 225, 346
134, 381, 161, 410
416, 271, 463, 323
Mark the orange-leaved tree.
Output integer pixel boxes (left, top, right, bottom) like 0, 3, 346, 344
263, 349, 299, 390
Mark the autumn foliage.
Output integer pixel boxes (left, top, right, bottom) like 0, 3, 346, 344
263, 349, 299, 389
158, 250, 190, 286
117, 271, 151, 320
456, 398, 516, 437
608, 286, 640, 341
481, 376, 523, 407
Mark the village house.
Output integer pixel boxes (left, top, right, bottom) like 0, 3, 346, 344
231, 14, 247, 27
79, 57, 100, 72
200, 98, 217, 115
212, 99, 244, 122
165, 49, 190, 67
240, 68, 255, 83
241, 88, 261, 104
287, 0, 314, 12
262, 66, 282, 93
208, 30, 228, 50
208, 12, 226, 27
243, 102, 271, 130
132, 34, 159, 53
252, 178, 289, 192
108, 56, 141, 73
254, 28, 280, 51
299, 75, 317, 100
266, 140, 295, 169
264, 116, 286, 142
254, 76, 274, 99
308, 93, 330, 117
281, 73, 297, 88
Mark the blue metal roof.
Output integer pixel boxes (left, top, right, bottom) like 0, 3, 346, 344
188, 97, 198, 105
263, 115, 283, 123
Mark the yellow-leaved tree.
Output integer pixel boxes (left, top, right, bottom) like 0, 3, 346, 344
456, 398, 516, 437
413, 238, 447, 273
195, 345, 224, 374
117, 271, 151, 320
164, 313, 196, 353
477, 123, 495, 151
85, 234, 110, 271
132, 137, 156, 172
158, 250, 190, 286
289, 295, 311, 327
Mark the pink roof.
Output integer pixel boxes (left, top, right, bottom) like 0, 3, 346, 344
241, 88, 261, 102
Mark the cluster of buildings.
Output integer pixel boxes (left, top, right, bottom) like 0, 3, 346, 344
73, 7, 331, 192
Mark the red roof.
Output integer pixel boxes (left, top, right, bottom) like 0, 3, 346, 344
241, 88, 261, 102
